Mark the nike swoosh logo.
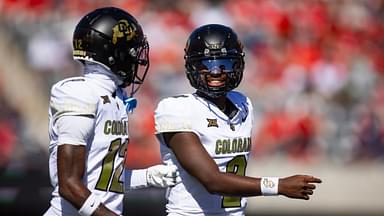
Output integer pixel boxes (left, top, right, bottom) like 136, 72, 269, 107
90, 200, 95, 207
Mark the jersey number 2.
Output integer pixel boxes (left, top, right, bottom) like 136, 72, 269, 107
95, 138, 127, 193
222, 155, 247, 208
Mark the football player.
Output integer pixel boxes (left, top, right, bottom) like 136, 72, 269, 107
44, 7, 178, 216
154, 24, 322, 216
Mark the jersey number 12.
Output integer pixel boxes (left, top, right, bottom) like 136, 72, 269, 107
95, 138, 127, 193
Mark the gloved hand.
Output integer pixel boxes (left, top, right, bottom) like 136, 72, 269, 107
146, 164, 179, 188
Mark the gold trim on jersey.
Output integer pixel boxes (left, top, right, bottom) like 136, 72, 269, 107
215, 137, 251, 155
156, 121, 192, 132
50, 99, 96, 117
104, 120, 128, 135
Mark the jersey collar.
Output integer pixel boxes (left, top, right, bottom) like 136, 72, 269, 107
83, 62, 121, 94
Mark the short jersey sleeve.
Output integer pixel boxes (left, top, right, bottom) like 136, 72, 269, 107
49, 78, 98, 122
56, 115, 94, 146
154, 95, 195, 134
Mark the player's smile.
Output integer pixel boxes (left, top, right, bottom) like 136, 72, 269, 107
200, 70, 227, 87
208, 80, 224, 87
206, 73, 226, 87
195, 58, 235, 88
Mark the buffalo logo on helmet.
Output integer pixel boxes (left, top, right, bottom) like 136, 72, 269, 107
112, 20, 137, 45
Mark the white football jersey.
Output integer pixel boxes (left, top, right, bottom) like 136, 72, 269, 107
46, 74, 128, 215
155, 92, 254, 216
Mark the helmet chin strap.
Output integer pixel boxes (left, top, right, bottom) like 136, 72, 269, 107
199, 73, 228, 98
121, 78, 141, 114
197, 90, 226, 99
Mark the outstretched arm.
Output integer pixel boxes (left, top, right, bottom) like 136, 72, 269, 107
163, 132, 321, 199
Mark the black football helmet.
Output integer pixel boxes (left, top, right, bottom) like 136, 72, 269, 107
184, 24, 245, 98
73, 7, 149, 90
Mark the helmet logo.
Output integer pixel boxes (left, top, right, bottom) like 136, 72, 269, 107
205, 41, 224, 50
112, 20, 137, 44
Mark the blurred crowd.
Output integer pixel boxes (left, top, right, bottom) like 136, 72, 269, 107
1, 0, 384, 172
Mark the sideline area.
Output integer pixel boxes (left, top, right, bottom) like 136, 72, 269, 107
246, 158, 384, 215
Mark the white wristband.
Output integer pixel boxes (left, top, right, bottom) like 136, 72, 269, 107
260, 177, 279, 196
78, 193, 101, 216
